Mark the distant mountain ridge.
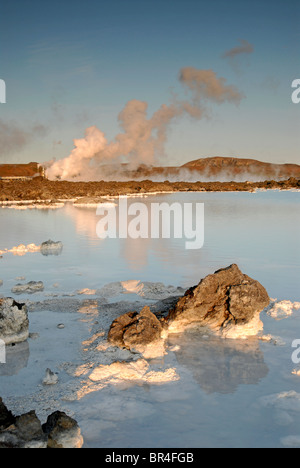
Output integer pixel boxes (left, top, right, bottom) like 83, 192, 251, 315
115, 156, 300, 182
1, 157, 300, 182
179, 156, 300, 180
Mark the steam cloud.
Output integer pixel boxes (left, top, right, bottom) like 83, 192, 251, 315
0, 119, 47, 159
46, 67, 244, 181
222, 39, 254, 59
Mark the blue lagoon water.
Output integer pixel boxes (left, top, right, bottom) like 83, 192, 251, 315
0, 190, 299, 447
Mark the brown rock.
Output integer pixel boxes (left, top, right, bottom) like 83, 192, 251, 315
0, 398, 15, 430
167, 264, 270, 332
0, 400, 83, 448
108, 306, 162, 351
107, 311, 137, 347
42, 411, 83, 449
15, 411, 44, 441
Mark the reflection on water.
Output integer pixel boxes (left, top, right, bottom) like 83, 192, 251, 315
0, 341, 29, 376
64, 201, 200, 273
64, 191, 300, 299
168, 329, 268, 394
0, 191, 299, 301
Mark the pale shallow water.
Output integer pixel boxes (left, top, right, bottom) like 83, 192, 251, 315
0, 190, 300, 448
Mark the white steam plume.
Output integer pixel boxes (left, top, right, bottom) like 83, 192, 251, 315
46, 68, 243, 181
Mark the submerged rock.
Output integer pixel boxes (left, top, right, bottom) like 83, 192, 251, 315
11, 281, 44, 295
0, 298, 29, 345
40, 240, 63, 256
167, 264, 270, 337
0, 399, 83, 449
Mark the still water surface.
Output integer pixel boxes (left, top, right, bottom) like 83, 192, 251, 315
0, 190, 299, 447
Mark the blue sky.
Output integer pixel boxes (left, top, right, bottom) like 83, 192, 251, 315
0, 0, 299, 166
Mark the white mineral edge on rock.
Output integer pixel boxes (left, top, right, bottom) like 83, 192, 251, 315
88, 358, 179, 386
51, 427, 84, 449
267, 300, 300, 319
167, 313, 264, 339
121, 280, 145, 295
218, 314, 264, 340
73, 201, 117, 207
0, 241, 63, 256
0, 243, 41, 256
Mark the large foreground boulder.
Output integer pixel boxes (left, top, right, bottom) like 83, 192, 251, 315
107, 265, 270, 351
167, 264, 270, 337
0, 298, 29, 345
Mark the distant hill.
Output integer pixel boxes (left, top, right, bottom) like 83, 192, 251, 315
179, 157, 300, 181
99, 156, 300, 182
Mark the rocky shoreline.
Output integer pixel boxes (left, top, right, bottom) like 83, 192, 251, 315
0, 177, 299, 203
0, 398, 83, 448
1, 266, 299, 447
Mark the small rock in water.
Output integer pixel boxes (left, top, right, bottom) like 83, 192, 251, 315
40, 240, 63, 256
29, 332, 39, 340
11, 281, 44, 295
42, 368, 59, 385
57, 323, 65, 329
